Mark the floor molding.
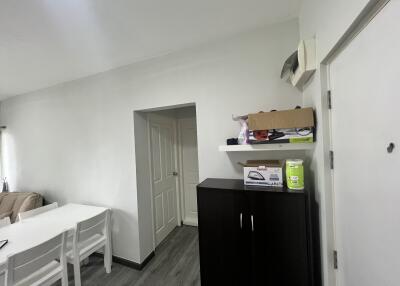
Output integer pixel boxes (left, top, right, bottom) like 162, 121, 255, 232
183, 218, 198, 227
92, 251, 155, 271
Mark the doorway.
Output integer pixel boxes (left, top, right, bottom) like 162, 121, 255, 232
135, 104, 199, 248
148, 111, 179, 245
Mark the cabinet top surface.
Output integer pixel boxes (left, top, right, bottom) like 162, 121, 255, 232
197, 178, 304, 194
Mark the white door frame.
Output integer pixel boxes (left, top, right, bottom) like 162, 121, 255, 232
173, 120, 183, 228
146, 113, 182, 250
176, 117, 199, 226
320, 0, 391, 285
177, 119, 186, 225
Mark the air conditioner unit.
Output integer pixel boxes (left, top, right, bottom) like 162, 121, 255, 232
281, 39, 316, 89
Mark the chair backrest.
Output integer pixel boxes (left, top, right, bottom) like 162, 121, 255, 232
75, 210, 109, 244
6, 231, 67, 285
18, 202, 58, 221
0, 216, 11, 228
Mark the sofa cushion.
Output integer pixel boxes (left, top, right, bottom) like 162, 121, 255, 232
0, 192, 43, 223
0, 195, 16, 214
0, 210, 12, 220
19, 194, 43, 214
0, 193, 4, 205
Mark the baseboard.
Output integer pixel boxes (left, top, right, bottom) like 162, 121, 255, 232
92, 251, 155, 271
183, 217, 198, 227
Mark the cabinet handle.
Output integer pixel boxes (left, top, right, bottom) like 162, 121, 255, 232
240, 213, 243, 229
251, 215, 254, 232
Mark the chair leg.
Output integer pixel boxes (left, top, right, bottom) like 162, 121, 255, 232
61, 257, 69, 286
73, 257, 82, 286
104, 212, 113, 274
104, 243, 112, 273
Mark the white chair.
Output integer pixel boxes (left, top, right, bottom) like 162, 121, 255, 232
0, 217, 11, 228
18, 202, 58, 222
6, 231, 68, 286
67, 209, 112, 286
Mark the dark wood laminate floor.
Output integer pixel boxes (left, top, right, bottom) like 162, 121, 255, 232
56, 226, 200, 286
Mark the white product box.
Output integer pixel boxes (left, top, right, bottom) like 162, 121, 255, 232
240, 160, 283, 187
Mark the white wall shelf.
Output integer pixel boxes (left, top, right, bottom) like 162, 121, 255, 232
219, 143, 315, 152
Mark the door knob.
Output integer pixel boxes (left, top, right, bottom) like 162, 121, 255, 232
172, 171, 178, 176
387, 142, 395, 153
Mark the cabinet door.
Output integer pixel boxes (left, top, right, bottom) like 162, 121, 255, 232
197, 189, 250, 286
249, 192, 309, 286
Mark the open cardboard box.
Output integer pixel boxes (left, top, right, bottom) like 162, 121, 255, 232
247, 107, 315, 144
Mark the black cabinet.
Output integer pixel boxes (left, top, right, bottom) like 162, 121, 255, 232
197, 178, 314, 286
196, 189, 248, 286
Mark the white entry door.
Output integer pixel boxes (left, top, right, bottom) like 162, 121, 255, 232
179, 117, 199, 226
330, 1, 400, 285
148, 113, 178, 246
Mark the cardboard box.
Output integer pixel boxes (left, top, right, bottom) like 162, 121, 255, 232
239, 160, 283, 187
248, 107, 314, 131
249, 129, 314, 144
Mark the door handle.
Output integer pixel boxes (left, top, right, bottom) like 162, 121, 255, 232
240, 213, 243, 229
251, 215, 254, 232
387, 142, 395, 153
172, 171, 178, 176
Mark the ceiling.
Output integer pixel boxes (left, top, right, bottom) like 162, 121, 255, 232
0, 0, 301, 99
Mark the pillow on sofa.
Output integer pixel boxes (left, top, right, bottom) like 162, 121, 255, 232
0, 192, 43, 223
0, 211, 12, 220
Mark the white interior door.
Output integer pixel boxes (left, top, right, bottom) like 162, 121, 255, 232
179, 117, 199, 226
330, 1, 400, 285
149, 113, 178, 246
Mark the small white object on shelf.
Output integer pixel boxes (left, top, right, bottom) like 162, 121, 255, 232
219, 143, 314, 152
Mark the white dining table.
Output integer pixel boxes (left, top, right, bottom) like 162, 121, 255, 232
0, 203, 112, 277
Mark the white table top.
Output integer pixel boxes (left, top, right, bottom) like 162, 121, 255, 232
0, 203, 108, 273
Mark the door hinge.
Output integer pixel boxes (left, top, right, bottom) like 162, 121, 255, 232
327, 90, 332, 109
329, 150, 334, 170
333, 250, 338, 269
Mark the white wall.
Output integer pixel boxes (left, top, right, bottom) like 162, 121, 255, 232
299, 1, 371, 285
0, 19, 301, 263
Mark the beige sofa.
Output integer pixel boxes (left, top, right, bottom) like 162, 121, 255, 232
0, 192, 43, 223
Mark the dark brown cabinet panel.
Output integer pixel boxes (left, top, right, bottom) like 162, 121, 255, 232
249, 192, 309, 286
197, 178, 313, 286
197, 188, 249, 286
